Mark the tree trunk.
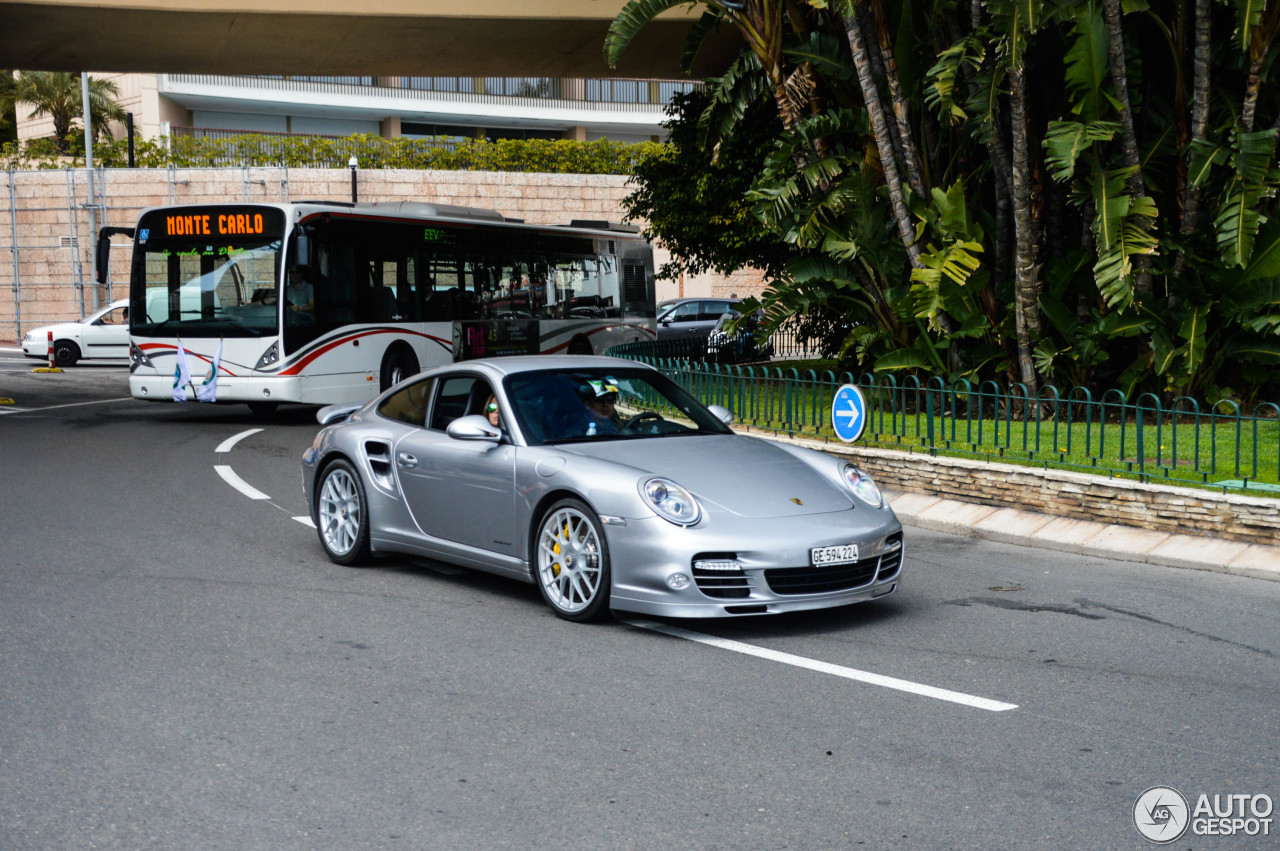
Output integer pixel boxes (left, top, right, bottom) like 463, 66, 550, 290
841, 8, 922, 267
869, 0, 927, 198
1102, 0, 1154, 298
1174, 0, 1210, 286
1242, 54, 1264, 132
1009, 64, 1040, 390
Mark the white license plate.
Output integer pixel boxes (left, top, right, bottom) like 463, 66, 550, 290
810, 544, 859, 566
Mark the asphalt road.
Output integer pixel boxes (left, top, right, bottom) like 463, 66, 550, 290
2, 353, 1278, 850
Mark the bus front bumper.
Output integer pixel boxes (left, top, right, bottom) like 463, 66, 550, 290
129, 372, 379, 405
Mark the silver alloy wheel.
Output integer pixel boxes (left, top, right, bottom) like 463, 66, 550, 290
537, 506, 603, 614
319, 466, 362, 557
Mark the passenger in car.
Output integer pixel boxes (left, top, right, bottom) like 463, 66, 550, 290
578, 379, 621, 436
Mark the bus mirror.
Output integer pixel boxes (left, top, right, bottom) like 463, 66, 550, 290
295, 234, 310, 267
95, 238, 110, 283
94, 226, 134, 284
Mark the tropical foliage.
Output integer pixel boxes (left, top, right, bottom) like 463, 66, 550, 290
607, 0, 1280, 403
9, 71, 124, 155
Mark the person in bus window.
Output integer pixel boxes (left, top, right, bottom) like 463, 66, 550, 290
286, 266, 316, 315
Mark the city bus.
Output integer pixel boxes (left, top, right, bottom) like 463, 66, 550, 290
98, 201, 657, 412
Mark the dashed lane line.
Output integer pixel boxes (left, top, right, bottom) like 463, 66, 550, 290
214, 465, 271, 500
213, 428, 314, 527
215, 428, 263, 454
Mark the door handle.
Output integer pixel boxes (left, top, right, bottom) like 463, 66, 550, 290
397, 452, 418, 469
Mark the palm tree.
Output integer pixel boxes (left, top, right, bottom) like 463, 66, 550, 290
1101, 0, 1155, 299
13, 71, 125, 154
0, 71, 17, 144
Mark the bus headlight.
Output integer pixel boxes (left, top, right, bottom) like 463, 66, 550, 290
255, 341, 280, 370
130, 342, 152, 367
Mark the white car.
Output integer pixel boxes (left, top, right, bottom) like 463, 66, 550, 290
22, 299, 130, 367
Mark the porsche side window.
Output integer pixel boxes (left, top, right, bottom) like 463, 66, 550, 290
429, 375, 493, 431
378, 377, 435, 427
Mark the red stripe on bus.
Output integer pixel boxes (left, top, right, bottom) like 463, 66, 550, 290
136, 343, 235, 375
279, 328, 451, 376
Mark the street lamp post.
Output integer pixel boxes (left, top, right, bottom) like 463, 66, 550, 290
349, 156, 358, 203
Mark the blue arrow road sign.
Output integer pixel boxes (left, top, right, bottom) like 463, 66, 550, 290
831, 384, 867, 443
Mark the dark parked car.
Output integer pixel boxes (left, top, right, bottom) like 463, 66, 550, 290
706, 310, 773, 364
655, 297, 740, 341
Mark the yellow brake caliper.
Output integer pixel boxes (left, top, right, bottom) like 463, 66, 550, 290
551, 520, 570, 577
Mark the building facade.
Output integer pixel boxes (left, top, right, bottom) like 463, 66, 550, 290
16, 73, 692, 147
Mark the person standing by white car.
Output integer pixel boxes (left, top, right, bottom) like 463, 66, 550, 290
21, 299, 130, 367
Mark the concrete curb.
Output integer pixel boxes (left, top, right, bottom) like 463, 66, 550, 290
886, 489, 1280, 583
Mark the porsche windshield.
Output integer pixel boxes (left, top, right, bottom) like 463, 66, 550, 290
130, 207, 285, 338
506, 368, 733, 445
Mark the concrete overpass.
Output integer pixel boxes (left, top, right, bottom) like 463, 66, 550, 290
0, 0, 738, 79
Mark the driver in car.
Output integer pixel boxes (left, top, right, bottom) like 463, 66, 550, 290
578, 379, 621, 436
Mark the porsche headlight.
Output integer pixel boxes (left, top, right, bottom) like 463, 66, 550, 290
641, 477, 701, 526
842, 464, 884, 507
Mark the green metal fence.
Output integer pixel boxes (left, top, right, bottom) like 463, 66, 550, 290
608, 344, 1280, 494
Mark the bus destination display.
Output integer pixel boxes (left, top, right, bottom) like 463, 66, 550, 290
456, 320, 540, 360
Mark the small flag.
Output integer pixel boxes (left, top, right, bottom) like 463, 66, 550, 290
196, 340, 223, 403
172, 343, 192, 402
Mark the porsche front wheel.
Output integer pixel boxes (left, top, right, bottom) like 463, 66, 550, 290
534, 499, 611, 621
316, 459, 371, 566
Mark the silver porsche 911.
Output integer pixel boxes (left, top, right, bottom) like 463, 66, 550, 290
301, 356, 904, 621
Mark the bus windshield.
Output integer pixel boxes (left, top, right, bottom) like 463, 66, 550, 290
130, 206, 285, 338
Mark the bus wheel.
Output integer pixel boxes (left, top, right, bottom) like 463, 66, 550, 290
53, 340, 80, 367
380, 345, 419, 391
247, 401, 278, 416
567, 336, 593, 356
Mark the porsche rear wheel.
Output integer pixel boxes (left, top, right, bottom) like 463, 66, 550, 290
534, 499, 611, 622
316, 459, 371, 566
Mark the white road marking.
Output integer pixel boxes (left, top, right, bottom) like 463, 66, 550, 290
624, 618, 1019, 712
293, 515, 315, 528
214, 465, 271, 500
0, 397, 132, 414
215, 428, 263, 454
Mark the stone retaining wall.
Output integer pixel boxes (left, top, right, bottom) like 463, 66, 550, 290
749, 429, 1280, 547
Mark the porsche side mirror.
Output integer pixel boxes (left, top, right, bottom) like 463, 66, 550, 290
446, 414, 502, 442
317, 403, 361, 425
708, 404, 734, 425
